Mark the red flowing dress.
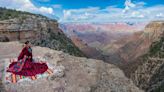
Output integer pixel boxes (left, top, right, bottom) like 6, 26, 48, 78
7, 47, 48, 76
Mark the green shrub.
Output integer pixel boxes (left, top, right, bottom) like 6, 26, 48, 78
149, 36, 164, 57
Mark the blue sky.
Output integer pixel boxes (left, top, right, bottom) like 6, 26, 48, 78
31, 0, 164, 9
0, 0, 164, 22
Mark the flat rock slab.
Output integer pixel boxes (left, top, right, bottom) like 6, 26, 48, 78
0, 42, 144, 92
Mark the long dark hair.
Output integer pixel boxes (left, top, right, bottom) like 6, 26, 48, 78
25, 41, 29, 45
23, 41, 30, 48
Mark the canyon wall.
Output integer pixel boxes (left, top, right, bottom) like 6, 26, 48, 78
0, 8, 84, 57
125, 21, 164, 92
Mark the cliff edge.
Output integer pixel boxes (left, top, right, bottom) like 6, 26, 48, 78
0, 7, 84, 57
0, 42, 143, 92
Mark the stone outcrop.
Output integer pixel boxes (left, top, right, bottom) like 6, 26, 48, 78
103, 21, 164, 66
0, 8, 84, 57
0, 42, 143, 92
119, 21, 164, 62
131, 58, 164, 92
125, 21, 164, 92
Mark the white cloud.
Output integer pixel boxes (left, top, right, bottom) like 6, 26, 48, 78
0, 0, 163, 23
39, 7, 53, 14
61, 0, 164, 23
123, 0, 136, 13
156, 13, 163, 17
62, 7, 99, 22
0, 0, 54, 14
125, 0, 136, 7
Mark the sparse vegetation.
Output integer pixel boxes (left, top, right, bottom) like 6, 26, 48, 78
31, 28, 85, 57
154, 83, 164, 92
122, 24, 164, 92
0, 7, 31, 20
149, 36, 164, 57
0, 7, 52, 21
130, 32, 164, 92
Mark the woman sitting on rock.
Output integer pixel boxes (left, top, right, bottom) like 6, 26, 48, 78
7, 41, 53, 82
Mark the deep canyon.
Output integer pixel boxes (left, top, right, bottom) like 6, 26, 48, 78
0, 7, 164, 92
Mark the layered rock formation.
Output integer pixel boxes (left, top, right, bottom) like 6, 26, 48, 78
60, 22, 151, 66
0, 7, 84, 57
123, 21, 164, 92
101, 21, 164, 66
70, 36, 102, 59
0, 42, 143, 92
119, 21, 164, 62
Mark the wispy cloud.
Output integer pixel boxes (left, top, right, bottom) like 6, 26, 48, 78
61, 0, 164, 23
0, 0, 163, 22
62, 7, 99, 22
